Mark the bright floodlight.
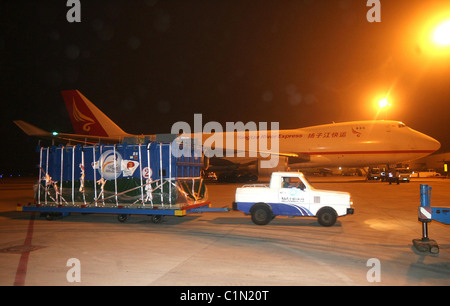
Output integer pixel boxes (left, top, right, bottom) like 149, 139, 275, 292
433, 20, 450, 46
378, 98, 389, 109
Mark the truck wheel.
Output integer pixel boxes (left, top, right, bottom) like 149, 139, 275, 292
250, 203, 272, 225
317, 207, 337, 227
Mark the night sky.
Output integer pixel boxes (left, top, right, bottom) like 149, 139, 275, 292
2, 0, 450, 175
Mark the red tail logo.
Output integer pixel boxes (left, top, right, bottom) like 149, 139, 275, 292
61, 90, 108, 137
71, 97, 95, 132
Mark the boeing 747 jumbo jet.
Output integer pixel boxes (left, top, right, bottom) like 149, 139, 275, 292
14, 90, 441, 176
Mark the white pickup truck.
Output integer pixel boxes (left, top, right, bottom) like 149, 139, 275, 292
232, 172, 354, 226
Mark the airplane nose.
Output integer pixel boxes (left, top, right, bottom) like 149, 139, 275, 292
415, 133, 441, 152
429, 136, 441, 152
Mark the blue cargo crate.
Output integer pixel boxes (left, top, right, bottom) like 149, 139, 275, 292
34, 141, 207, 209
39, 142, 202, 182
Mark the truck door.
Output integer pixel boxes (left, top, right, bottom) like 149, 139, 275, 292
279, 176, 309, 213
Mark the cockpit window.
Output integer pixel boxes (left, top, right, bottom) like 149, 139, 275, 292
398, 123, 406, 128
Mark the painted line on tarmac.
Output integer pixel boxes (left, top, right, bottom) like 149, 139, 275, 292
14, 213, 35, 286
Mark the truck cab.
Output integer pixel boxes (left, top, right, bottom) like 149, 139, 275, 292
233, 172, 354, 226
367, 168, 382, 180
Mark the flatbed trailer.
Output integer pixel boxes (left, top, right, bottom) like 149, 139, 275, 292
18, 140, 229, 223
17, 201, 228, 223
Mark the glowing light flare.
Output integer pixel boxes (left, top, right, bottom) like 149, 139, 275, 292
378, 98, 390, 109
433, 20, 450, 46
371, 93, 395, 121
416, 12, 450, 57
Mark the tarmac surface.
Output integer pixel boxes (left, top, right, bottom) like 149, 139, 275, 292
0, 175, 449, 286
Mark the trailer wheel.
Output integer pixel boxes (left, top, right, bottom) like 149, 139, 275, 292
250, 203, 272, 225
151, 215, 164, 224
317, 207, 337, 227
43, 212, 64, 221
118, 214, 129, 223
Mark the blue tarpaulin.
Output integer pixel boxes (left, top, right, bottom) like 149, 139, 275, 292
37, 142, 202, 183
34, 141, 206, 206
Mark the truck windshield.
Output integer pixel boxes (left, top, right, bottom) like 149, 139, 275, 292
301, 175, 314, 189
282, 177, 300, 188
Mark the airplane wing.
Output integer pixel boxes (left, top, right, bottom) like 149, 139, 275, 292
234, 146, 311, 163
13, 120, 124, 145
257, 150, 311, 163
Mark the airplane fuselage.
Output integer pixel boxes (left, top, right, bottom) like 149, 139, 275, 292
190, 120, 440, 169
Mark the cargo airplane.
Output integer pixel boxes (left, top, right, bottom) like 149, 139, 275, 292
14, 90, 441, 178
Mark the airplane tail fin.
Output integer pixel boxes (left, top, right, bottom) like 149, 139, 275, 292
61, 90, 128, 138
